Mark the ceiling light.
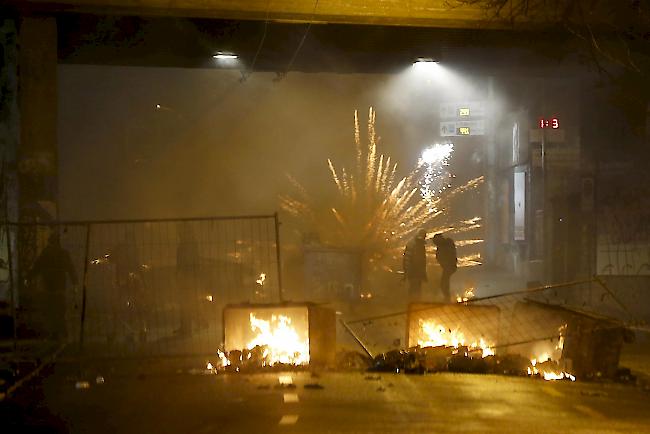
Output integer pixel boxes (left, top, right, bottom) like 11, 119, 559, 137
413, 57, 439, 65
213, 52, 238, 60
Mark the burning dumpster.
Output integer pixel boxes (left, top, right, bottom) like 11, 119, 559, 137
223, 302, 336, 369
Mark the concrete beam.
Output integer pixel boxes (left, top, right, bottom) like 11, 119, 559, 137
16, 0, 515, 29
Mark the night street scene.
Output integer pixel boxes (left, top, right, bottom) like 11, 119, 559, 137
1, 1, 650, 433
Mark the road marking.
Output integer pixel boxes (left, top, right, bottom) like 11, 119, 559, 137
283, 393, 299, 403
542, 385, 564, 398
574, 404, 606, 420
278, 375, 293, 385
279, 415, 299, 425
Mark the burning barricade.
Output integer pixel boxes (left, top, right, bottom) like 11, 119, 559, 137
367, 301, 631, 382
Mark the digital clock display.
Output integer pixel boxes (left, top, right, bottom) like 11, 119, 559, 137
538, 117, 559, 129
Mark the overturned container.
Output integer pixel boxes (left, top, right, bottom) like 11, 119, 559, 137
506, 300, 633, 379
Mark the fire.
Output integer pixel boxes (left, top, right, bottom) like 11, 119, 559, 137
543, 371, 575, 381
90, 254, 110, 265
418, 320, 494, 358
528, 350, 575, 381
246, 314, 309, 365
456, 287, 475, 303
256, 273, 266, 286
217, 349, 230, 367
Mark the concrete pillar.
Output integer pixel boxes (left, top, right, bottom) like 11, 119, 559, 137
1, 17, 20, 310
18, 15, 58, 222
15, 16, 58, 336
484, 76, 498, 266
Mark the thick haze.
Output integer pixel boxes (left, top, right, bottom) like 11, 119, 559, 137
58, 65, 487, 224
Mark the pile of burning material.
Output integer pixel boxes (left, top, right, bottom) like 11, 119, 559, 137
213, 303, 336, 372
368, 345, 577, 381
370, 349, 423, 374
407, 303, 499, 358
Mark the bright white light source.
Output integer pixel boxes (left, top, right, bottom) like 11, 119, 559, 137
155, 104, 161, 110
421, 143, 454, 165
213, 52, 238, 60
419, 143, 454, 206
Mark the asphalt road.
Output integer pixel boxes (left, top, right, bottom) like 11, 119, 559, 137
4, 363, 650, 434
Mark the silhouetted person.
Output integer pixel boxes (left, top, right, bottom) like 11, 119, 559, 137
432, 233, 457, 303
403, 229, 427, 300
176, 224, 200, 336
27, 232, 78, 340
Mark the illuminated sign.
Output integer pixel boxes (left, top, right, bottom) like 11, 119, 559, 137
441, 120, 485, 136
440, 101, 485, 119
539, 117, 560, 129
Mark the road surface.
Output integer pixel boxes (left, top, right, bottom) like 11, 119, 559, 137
3, 362, 650, 433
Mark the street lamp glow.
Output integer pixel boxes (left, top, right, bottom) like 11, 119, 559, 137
213, 52, 238, 60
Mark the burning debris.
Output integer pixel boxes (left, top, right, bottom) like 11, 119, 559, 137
368, 345, 576, 381
456, 287, 475, 303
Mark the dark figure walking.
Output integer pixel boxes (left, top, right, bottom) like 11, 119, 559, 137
27, 232, 78, 340
432, 233, 457, 303
403, 229, 427, 300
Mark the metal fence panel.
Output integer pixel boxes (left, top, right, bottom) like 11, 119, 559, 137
3, 215, 280, 359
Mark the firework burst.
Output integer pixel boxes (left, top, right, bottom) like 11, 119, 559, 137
280, 108, 484, 268
419, 143, 455, 210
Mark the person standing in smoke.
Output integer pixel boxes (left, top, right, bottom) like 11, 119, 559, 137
432, 233, 457, 303
403, 229, 428, 300
27, 232, 78, 340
